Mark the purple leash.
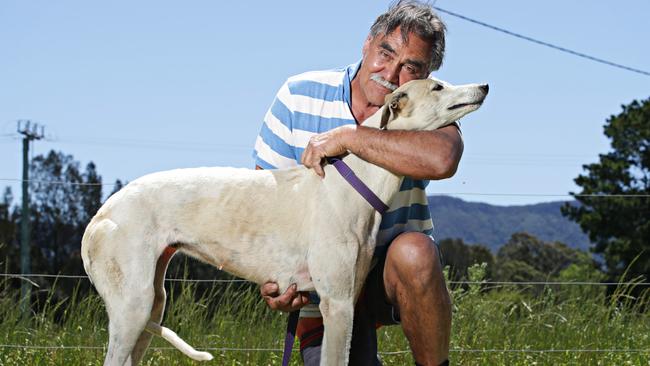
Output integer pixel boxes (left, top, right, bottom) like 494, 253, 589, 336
327, 157, 389, 214
282, 310, 300, 366
281, 157, 389, 366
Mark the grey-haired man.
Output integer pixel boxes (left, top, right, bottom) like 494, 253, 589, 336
254, 2, 457, 365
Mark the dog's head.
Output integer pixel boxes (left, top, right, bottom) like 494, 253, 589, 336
379, 77, 488, 130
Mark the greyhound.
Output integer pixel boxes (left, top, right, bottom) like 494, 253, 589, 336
81, 77, 488, 366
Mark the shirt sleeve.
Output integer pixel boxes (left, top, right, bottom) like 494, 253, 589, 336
252, 81, 299, 169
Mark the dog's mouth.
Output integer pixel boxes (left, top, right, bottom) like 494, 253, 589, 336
448, 101, 483, 110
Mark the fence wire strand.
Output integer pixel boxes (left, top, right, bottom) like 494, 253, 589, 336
0, 343, 647, 354
1, 273, 648, 286
1, 273, 648, 355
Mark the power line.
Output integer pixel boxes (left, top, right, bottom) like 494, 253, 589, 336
2, 179, 649, 198
0, 178, 118, 187
432, 6, 650, 77
2, 179, 647, 198
4, 134, 612, 160
436, 192, 650, 198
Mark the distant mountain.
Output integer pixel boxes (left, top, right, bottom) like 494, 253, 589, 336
427, 195, 592, 252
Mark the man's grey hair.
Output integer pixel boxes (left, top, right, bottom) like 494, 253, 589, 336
369, 0, 446, 72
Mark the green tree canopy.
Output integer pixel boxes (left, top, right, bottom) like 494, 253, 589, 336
438, 238, 494, 281
562, 98, 650, 281
25, 150, 103, 274
494, 232, 596, 282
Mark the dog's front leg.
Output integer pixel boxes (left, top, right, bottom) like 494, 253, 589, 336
309, 241, 359, 366
319, 296, 355, 366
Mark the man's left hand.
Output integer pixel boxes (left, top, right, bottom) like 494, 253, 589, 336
301, 125, 355, 178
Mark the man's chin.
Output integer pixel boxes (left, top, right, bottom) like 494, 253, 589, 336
368, 91, 390, 107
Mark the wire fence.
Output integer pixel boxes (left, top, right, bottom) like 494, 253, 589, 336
0, 343, 647, 354
1, 273, 649, 286
1, 272, 648, 355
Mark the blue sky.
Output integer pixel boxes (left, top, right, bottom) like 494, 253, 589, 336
1, 1, 648, 206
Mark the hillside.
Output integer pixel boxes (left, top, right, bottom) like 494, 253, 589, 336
427, 195, 591, 252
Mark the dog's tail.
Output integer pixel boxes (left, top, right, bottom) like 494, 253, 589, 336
145, 321, 213, 361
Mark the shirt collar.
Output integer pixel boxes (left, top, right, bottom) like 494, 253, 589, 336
342, 60, 362, 110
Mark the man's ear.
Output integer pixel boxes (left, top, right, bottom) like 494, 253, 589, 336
362, 35, 372, 57
380, 92, 408, 129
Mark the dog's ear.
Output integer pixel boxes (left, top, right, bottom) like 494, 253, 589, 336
380, 92, 409, 130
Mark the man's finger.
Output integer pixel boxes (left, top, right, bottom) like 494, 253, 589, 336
260, 282, 280, 297
314, 162, 325, 178
262, 293, 280, 309
304, 153, 317, 170
300, 151, 308, 166
275, 283, 298, 305
291, 293, 310, 308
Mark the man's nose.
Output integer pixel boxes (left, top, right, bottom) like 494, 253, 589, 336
382, 66, 399, 85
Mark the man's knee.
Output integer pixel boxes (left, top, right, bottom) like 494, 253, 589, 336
384, 232, 445, 298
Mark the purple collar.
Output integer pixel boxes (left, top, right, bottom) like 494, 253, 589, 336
328, 157, 389, 214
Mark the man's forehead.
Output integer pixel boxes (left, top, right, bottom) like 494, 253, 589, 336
374, 26, 428, 45
373, 28, 408, 46
372, 29, 432, 58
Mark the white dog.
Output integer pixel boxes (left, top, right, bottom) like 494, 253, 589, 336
81, 77, 488, 366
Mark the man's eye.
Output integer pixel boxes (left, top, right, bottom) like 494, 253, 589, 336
405, 65, 417, 74
379, 50, 391, 60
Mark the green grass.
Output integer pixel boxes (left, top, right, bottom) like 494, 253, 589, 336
0, 266, 648, 365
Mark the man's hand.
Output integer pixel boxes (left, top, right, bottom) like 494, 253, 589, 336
261, 282, 310, 312
301, 125, 356, 178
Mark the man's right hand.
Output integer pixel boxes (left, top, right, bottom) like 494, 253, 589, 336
261, 282, 310, 312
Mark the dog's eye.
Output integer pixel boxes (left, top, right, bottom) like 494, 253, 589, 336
432, 84, 444, 91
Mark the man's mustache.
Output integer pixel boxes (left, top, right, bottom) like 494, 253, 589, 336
370, 74, 397, 91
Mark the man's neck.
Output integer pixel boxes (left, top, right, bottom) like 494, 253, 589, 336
350, 76, 381, 124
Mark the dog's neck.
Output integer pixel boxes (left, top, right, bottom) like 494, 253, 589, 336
339, 154, 402, 210
337, 106, 404, 208
360, 106, 383, 129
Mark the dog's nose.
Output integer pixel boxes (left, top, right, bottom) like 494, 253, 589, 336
479, 84, 489, 94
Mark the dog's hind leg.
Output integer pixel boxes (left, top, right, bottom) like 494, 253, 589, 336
128, 246, 177, 364
104, 290, 154, 366
84, 226, 158, 365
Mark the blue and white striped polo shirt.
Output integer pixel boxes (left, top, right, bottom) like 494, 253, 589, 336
252, 62, 434, 253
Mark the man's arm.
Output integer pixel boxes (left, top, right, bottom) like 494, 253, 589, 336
300, 123, 463, 179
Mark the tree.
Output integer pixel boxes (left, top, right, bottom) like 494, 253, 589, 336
0, 187, 18, 272
25, 150, 104, 274
494, 232, 597, 282
438, 238, 494, 281
108, 179, 125, 199
562, 98, 650, 281
0, 187, 15, 245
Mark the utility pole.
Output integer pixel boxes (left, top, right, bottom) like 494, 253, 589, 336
17, 120, 44, 316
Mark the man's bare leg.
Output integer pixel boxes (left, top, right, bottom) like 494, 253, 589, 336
383, 232, 451, 365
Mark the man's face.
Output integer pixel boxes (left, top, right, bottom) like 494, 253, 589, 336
357, 27, 434, 107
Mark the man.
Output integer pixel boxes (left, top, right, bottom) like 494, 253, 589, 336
253, 2, 459, 365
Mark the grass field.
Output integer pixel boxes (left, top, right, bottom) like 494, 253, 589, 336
1, 265, 648, 365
